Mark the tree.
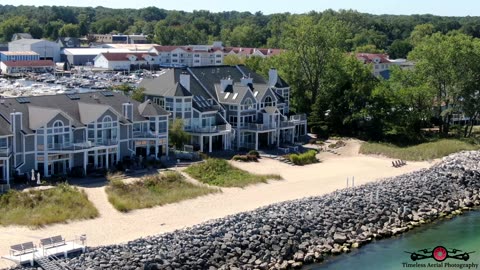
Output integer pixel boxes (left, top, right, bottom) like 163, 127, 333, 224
131, 87, 145, 102
276, 15, 349, 113
311, 54, 377, 137
354, 44, 385, 54
409, 32, 479, 134
409, 23, 435, 46
387, 40, 413, 59
169, 119, 190, 149
59, 24, 80, 38
223, 54, 245, 66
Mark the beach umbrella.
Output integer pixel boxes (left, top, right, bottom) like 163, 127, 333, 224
36, 173, 41, 185
31, 169, 35, 182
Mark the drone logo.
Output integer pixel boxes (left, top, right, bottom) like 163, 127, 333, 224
405, 246, 475, 262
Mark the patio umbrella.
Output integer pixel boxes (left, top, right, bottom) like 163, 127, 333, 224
36, 173, 41, 185
31, 169, 35, 183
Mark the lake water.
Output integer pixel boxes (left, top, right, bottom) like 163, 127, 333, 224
310, 211, 480, 270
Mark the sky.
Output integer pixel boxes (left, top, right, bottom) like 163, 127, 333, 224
1, 0, 479, 17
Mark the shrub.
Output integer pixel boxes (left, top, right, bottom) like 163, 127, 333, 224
232, 154, 258, 162
288, 150, 318, 165
247, 150, 260, 158
185, 158, 281, 187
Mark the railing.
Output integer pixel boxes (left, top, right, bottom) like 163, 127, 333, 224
290, 114, 307, 122
47, 140, 95, 151
242, 123, 277, 131
279, 121, 295, 128
133, 131, 166, 138
187, 124, 231, 133
0, 146, 12, 157
96, 139, 119, 146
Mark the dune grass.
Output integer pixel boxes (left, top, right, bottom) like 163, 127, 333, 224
360, 139, 480, 161
0, 184, 99, 228
106, 171, 219, 212
185, 158, 282, 188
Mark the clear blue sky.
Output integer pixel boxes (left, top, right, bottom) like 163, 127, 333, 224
1, 0, 479, 16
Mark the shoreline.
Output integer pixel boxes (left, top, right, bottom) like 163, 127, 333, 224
0, 140, 433, 269
11, 150, 478, 270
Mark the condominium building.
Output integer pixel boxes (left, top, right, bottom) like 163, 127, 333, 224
0, 92, 169, 184
141, 65, 307, 153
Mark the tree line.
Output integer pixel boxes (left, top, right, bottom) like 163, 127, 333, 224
244, 14, 480, 142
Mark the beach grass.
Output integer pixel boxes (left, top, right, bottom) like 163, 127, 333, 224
360, 139, 480, 161
0, 184, 99, 228
185, 158, 282, 188
106, 171, 219, 212
288, 150, 319, 165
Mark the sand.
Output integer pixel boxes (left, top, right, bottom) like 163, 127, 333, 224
0, 140, 435, 268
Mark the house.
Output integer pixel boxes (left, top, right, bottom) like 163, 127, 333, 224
140, 65, 307, 152
356, 53, 414, 78
0, 92, 169, 184
8, 39, 61, 62
56, 37, 81, 49
0, 60, 55, 74
93, 52, 157, 70
0, 51, 40, 62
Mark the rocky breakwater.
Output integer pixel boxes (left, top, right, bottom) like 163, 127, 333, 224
32, 151, 480, 270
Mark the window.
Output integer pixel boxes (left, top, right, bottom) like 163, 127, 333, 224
0, 137, 7, 149
172, 54, 178, 57
229, 116, 238, 127
158, 121, 167, 133
172, 59, 178, 63
216, 54, 221, 58
87, 115, 118, 145
44, 120, 71, 150
265, 96, 273, 107
194, 54, 200, 57
244, 98, 255, 110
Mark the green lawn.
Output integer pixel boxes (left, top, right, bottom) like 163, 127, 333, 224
106, 171, 219, 212
359, 139, 480, 161
184, 158, 282, 188
0, 184, 99, 228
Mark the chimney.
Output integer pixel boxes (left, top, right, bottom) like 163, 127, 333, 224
122, 102, 133, 121
179, 72, 190, 91
240, 75, 253, 87
268, 68, 278, 87
10, 112, 22, 133
220, 76, 233, 92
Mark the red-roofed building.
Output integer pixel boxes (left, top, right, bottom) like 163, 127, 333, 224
93, 52, 157, 70
355, 53, 412, 77
0, 60, 54, 74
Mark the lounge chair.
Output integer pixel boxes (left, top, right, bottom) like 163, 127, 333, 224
40, 235, 65, 249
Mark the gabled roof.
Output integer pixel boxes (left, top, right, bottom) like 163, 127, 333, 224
262, 106, 279, 114
78, 102, 113, 124
138, 99, 169, 116
0, 115, 12, 136
215, 84, 251, 105
9, 39, 57, 46
2, 60, 54, 67
28, 106, 73, 130
0, 92, 168, 134
356, 53, 391, 64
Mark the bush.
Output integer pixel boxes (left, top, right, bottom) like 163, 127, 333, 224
247, 150, 260, 158
185, 158, 281, 187
288, 150, 318, 165
232, 154, 258, 162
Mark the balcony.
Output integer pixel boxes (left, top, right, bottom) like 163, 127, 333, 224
186, 124, 232, 134
290, 114, 307, 122
242, 123, 277, 131
96, 139, 119, 146
0, 146, 12, 157
279, 121, 295, 128
133, 131, 167, 139
47, 140, 95, 151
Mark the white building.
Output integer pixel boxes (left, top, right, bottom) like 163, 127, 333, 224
93, 52, 157, 70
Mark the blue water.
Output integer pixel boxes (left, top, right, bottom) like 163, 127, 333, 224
310, 211, 480, 270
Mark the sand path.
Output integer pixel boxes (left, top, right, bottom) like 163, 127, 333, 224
0, 140, 435, 268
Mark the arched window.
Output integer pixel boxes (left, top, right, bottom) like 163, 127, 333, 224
244, 98, 254, 110
53, 120, 63, 127
264, 96, 273, 107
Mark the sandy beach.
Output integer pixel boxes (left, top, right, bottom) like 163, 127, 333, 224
0, 140, 435, 268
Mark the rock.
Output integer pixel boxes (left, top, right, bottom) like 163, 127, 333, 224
333, 233, 347, 244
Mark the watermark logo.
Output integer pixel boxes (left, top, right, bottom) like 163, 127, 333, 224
402, 246, 478, 269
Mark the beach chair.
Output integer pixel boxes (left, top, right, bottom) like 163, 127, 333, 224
401, 160, 407, 166
40, 235, 65, 249
10, 241, 36, 256
392, 161, 399, 168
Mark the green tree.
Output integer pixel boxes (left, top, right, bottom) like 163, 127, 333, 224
59, 23, 80, 37
131, 87, 145, 102
169, 119, 190, 149
409, 23, 435, 46
409, 32, 479, 134
0, 16, 28, 41
387, 39, 413, 59
354, 44, 385, 54
276, 15, 349, 113
223, 54, 246, 66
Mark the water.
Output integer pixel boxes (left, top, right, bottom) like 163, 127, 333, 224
310, 211, 480, 270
